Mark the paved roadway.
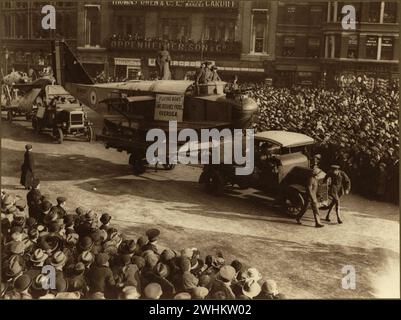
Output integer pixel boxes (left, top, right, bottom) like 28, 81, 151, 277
1, 115, 399, 298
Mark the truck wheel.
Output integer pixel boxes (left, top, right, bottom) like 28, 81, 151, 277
7, 111, 12, 122
56, 128, 64, 144
86, 125, 94, 142
284, 189, 305, 217
32, 118, 40, 133
129, 154, 146, 175
204, 169, 225, 196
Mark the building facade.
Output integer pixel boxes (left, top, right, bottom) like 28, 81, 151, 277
75, 0, 277, 81
0, 1, 77, 75
322, 1, 400, 87
0, 1, 399, 86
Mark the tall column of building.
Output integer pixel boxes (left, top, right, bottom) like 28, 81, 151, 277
268, 1, 278, 58
377, 36, 382, 60
239, 0, 252, 55
190, 13, 203, 41
145, 12, 158, 38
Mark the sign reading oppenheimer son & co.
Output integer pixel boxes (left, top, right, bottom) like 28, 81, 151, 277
111, 0, 238, 9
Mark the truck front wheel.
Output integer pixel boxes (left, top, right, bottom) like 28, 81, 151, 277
284, 189, 305, 217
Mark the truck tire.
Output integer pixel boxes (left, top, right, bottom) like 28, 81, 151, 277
129, 154, 146, 175
56, 128, 64, 144
86, 125, 94, 142
32, 118, 41, 133
284, 188, 305, 217
202, 169, 225, 196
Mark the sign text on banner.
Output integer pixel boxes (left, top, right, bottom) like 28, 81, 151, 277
154, 94, 184, 122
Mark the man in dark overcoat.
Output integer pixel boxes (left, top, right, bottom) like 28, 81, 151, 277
20, 144, 35, 189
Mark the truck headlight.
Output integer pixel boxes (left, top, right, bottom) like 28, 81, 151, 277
62, 122, 67, 127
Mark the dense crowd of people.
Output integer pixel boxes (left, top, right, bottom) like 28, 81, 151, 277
246, 84, 399, 202
1, 185, 284, 300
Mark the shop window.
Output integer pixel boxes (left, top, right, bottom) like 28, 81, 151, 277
306, 38, 320, 58
365, 36, 378, 59
383, 2, 397, 23
282, 37, 295, 57
84, 5, 101, 47
381, 37, 394, 60
334, 35, 341, 58
347, 35, 358, 59
252, 10, 267, 53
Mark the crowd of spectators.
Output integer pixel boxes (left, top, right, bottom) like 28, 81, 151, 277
1, 186, 284, 299
245, 83, 399, 202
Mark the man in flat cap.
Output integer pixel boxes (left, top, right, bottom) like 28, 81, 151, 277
142, 228, 161, 254
295, 168, 324, 228
323, 165, 351, 224
20, 144, 35, 190
51, 197, 67, 219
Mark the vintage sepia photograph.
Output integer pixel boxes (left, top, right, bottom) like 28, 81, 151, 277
0, 0, 399, 304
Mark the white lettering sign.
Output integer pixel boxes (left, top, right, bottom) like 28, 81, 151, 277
154, 94, 184, 122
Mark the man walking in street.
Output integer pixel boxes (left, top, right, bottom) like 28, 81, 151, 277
323, 165, 351, 224
295, 168, 324, 228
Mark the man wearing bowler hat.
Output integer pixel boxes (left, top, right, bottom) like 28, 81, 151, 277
20, 144, 35, 190
323, 164, 351, 224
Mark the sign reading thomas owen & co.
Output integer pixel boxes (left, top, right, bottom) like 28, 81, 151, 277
111, 1, 238, 9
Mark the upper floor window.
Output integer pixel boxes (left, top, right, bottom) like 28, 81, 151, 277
252, 10, 268, 53
383, 2, 397, 23
84, 5, 101, 47
367, 2, 380, 23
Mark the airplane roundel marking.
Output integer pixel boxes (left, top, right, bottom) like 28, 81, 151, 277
90, 90, 97, 106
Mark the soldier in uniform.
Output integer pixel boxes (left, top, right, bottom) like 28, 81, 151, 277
20, 144, 35, 190
295, 168, 324, 228
323, 165, 351, 224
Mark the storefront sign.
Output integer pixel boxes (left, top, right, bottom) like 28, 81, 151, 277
111, 1, 238, 9
114, 58, 141, 66
382, 37, 393, 47
154, 94, 184, 122
366, 36, 378, 47
110, 39, 241, 55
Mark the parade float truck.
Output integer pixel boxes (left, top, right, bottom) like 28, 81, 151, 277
198, 130, 329, 216
28, 85, 94, 143
52, 40, 259, 174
